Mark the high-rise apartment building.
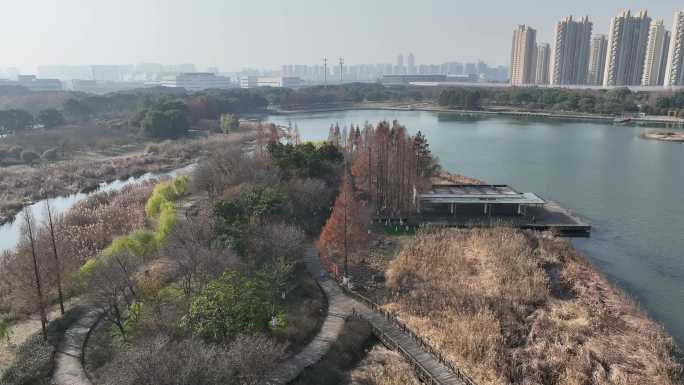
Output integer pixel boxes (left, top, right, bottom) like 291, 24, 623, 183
550, 16, 593, 85
407, 53, 416, 75
510, 25, 537, 85
664, 10, 684, 86
604, 10, 651, 86
587, 35, 608, 85
535, 43, 551, 84
642, 19, 671, 86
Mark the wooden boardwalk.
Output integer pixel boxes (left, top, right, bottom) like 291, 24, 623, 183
266, 246, 472, 385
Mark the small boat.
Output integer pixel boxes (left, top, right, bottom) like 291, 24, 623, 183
613, 117, 633, 124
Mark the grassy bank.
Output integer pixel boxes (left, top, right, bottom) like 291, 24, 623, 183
381, 228, 682, 385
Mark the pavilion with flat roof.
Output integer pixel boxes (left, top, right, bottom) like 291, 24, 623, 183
419, 184, 546, 217
410, 184, 590, 236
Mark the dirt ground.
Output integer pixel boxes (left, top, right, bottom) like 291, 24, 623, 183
0, 300, 76, 374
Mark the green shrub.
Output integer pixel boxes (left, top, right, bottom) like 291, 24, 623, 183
145, 183, 172, 218
103, 229, 158, 259
156, 202, 177, 243
184, 271, 277, 342
0, 319, 10, 344
145, 176, 187, 218
172, 175, 189, 196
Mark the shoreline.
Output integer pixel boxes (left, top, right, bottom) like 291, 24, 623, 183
271, 102, 684, 126
642, 129, 684, 143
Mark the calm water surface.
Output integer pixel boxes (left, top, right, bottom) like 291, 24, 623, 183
270, 110, 684, 348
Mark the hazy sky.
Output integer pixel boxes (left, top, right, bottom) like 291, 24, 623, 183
1, 0, 682, 72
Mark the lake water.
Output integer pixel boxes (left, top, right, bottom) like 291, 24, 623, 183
270, 110, 684, 349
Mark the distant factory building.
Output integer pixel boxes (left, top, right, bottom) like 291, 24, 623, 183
161, 72, 232, 91
239, 76, 304, 89
381, 74, 448, 84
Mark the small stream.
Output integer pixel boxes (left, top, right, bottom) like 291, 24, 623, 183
0, 164, 194, 255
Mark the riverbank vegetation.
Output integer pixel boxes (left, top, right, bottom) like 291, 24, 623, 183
382, 228, 683, 385
0, 131, 254, 225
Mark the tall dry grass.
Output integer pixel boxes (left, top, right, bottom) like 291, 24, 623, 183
0, 182, 154, 316
349, 344, 422, 385
385, 227, 682, 385
0, 132, 256, 224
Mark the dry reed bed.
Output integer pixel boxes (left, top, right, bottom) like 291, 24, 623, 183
0, 132, 254, 225
349, 344, 422, 385
384, 228, 682, 385
0, 182, 154, 317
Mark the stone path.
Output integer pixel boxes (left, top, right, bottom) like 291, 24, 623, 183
51, 307, 101, 385
266, 246, 470, 385
264, 247, 357, 384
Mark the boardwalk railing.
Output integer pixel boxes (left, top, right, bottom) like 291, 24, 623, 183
343, 287, 477, 385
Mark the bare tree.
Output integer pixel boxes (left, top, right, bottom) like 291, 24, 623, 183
246, 223, 306, 266
44, 199, 65, 315
112, 334, 284, 385
163, 214, 237, 296
22, 207, 48, 341
87, 252, 140, 342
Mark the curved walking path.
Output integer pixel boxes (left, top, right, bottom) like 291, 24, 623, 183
267, 245, 470, 385
51, 307, 101, 385
264, 247, 357, 384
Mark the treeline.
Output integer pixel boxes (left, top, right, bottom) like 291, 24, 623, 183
438, 87, 648, 115
317, 120, 440, 279
0, 108, 65, 134
262, 83, 441, 108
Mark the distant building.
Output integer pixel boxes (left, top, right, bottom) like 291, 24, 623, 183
535, 43, 551, 84
510, 24, 537, 85
604, 10, 651, 86
665, 9, 684, 86
464, 62, 477, 75
642, 19, 671, 86
551, 16, 592, 85
381, 74, 447, 84
162, 73, 232, 91
38, 65, 92, 80
239, 76, 303, 89
16, 75, 63, 91
587, 34, 608, 85
446, 74, 479, 82
70, 79, 99, 93
407, 53, 416, 75
91, 65, 122, 82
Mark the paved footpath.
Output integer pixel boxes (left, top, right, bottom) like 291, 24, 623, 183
266, 245, 469, 385
264, 247, 357, 384
51, 307, 101, 385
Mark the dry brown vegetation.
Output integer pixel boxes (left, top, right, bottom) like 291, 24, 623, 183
0, 182, 154, 318
384, 228, 683, 385
349, 344, 422, 385
0, 132, 255, 225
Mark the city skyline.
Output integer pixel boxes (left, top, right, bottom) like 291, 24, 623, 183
1, 0, 682, 72
510, 7, 684, 87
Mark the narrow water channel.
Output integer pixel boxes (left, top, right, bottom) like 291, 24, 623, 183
0, 164, 194, 255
